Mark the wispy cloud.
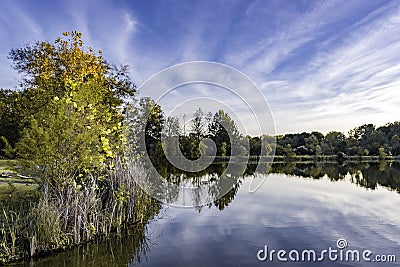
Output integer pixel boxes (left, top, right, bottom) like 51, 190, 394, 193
262, 1, 400, 133
0, 1, 46, 88
1, 0, 399, 134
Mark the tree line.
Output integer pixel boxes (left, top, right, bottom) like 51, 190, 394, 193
272, 122, 400, 159
127, 99, 400, 163
137, 104, 251, 164
1, 34, 400, 165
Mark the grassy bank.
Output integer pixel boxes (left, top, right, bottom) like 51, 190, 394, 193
0, 160, 17, 173
0, 160, 161, 265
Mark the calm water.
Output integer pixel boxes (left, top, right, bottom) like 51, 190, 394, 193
19, 163, 400, 266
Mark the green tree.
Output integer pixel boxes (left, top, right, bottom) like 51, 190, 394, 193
3, 31, 134, 150
162, 116, 181, 158
311, 131, 324, 142
9, 31, 134, 104
378, 147, 387, 160
209, 110, 240, 157
315, 144, 322, 156
261, 135, 275, 157
9, 31, 135, 185
325, 131, 346, 154
136, 97, 165, 162
391, 134, 400, 156
191, 108, 207, 143
348, 124, 388, 155
283, 144, 296, 161
16, 80, 123, 185
0, 89, 23, 157
248, 136, 261, 156
187, 108, 207, 158
305, 134, 319, 154
349, 124, 375, 141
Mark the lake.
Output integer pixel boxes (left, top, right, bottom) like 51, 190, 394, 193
18, 162, 400, 266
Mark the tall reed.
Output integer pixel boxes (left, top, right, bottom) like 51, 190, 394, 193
0, 158, 161, 264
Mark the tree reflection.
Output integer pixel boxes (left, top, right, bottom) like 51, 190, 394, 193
269, 162, 400, 193
148, 161, 400, 214
24, 161, 400, 266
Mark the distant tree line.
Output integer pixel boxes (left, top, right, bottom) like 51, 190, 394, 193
271, 123, 400, 158
129, 98, 400, 163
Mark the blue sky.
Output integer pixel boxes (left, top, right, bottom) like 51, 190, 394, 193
1, 0, 400, 135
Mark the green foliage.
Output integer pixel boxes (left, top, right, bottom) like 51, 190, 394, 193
391, 135, 400, 156
0, 137, 14, 159
16, 80, 124, 185
191, 108, 207, 144
172, 108, 214, 160
5, 31, 135, 186
304, 134, 319, 152
265, 122, 400, 158
162, 117, 181, 158
132, 103, 400, 162
220, 142, 227, 157
209, 110, 241, 157
2, 31, 135, 161
325, 131, 346, 154
378, 147, 387, 159
0, 90, 25, 158
8, 31, 135, 102
0, 32, 166, 265
138, 97, 165, 163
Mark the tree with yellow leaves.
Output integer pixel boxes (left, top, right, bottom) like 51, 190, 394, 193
8, 31, 136, 186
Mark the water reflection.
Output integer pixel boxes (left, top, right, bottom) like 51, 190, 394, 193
21, 162, 400, 266
268, 162, 400, 193
156, 162, 400, 212
138, 162, 246, 207
141, 169, 400, 267
16, 222, 156, 267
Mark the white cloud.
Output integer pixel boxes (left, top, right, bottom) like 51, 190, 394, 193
252, 1, 400, 134
124, 12, 138, 33
1, 0, 399, 135
131, 0, 400, 135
